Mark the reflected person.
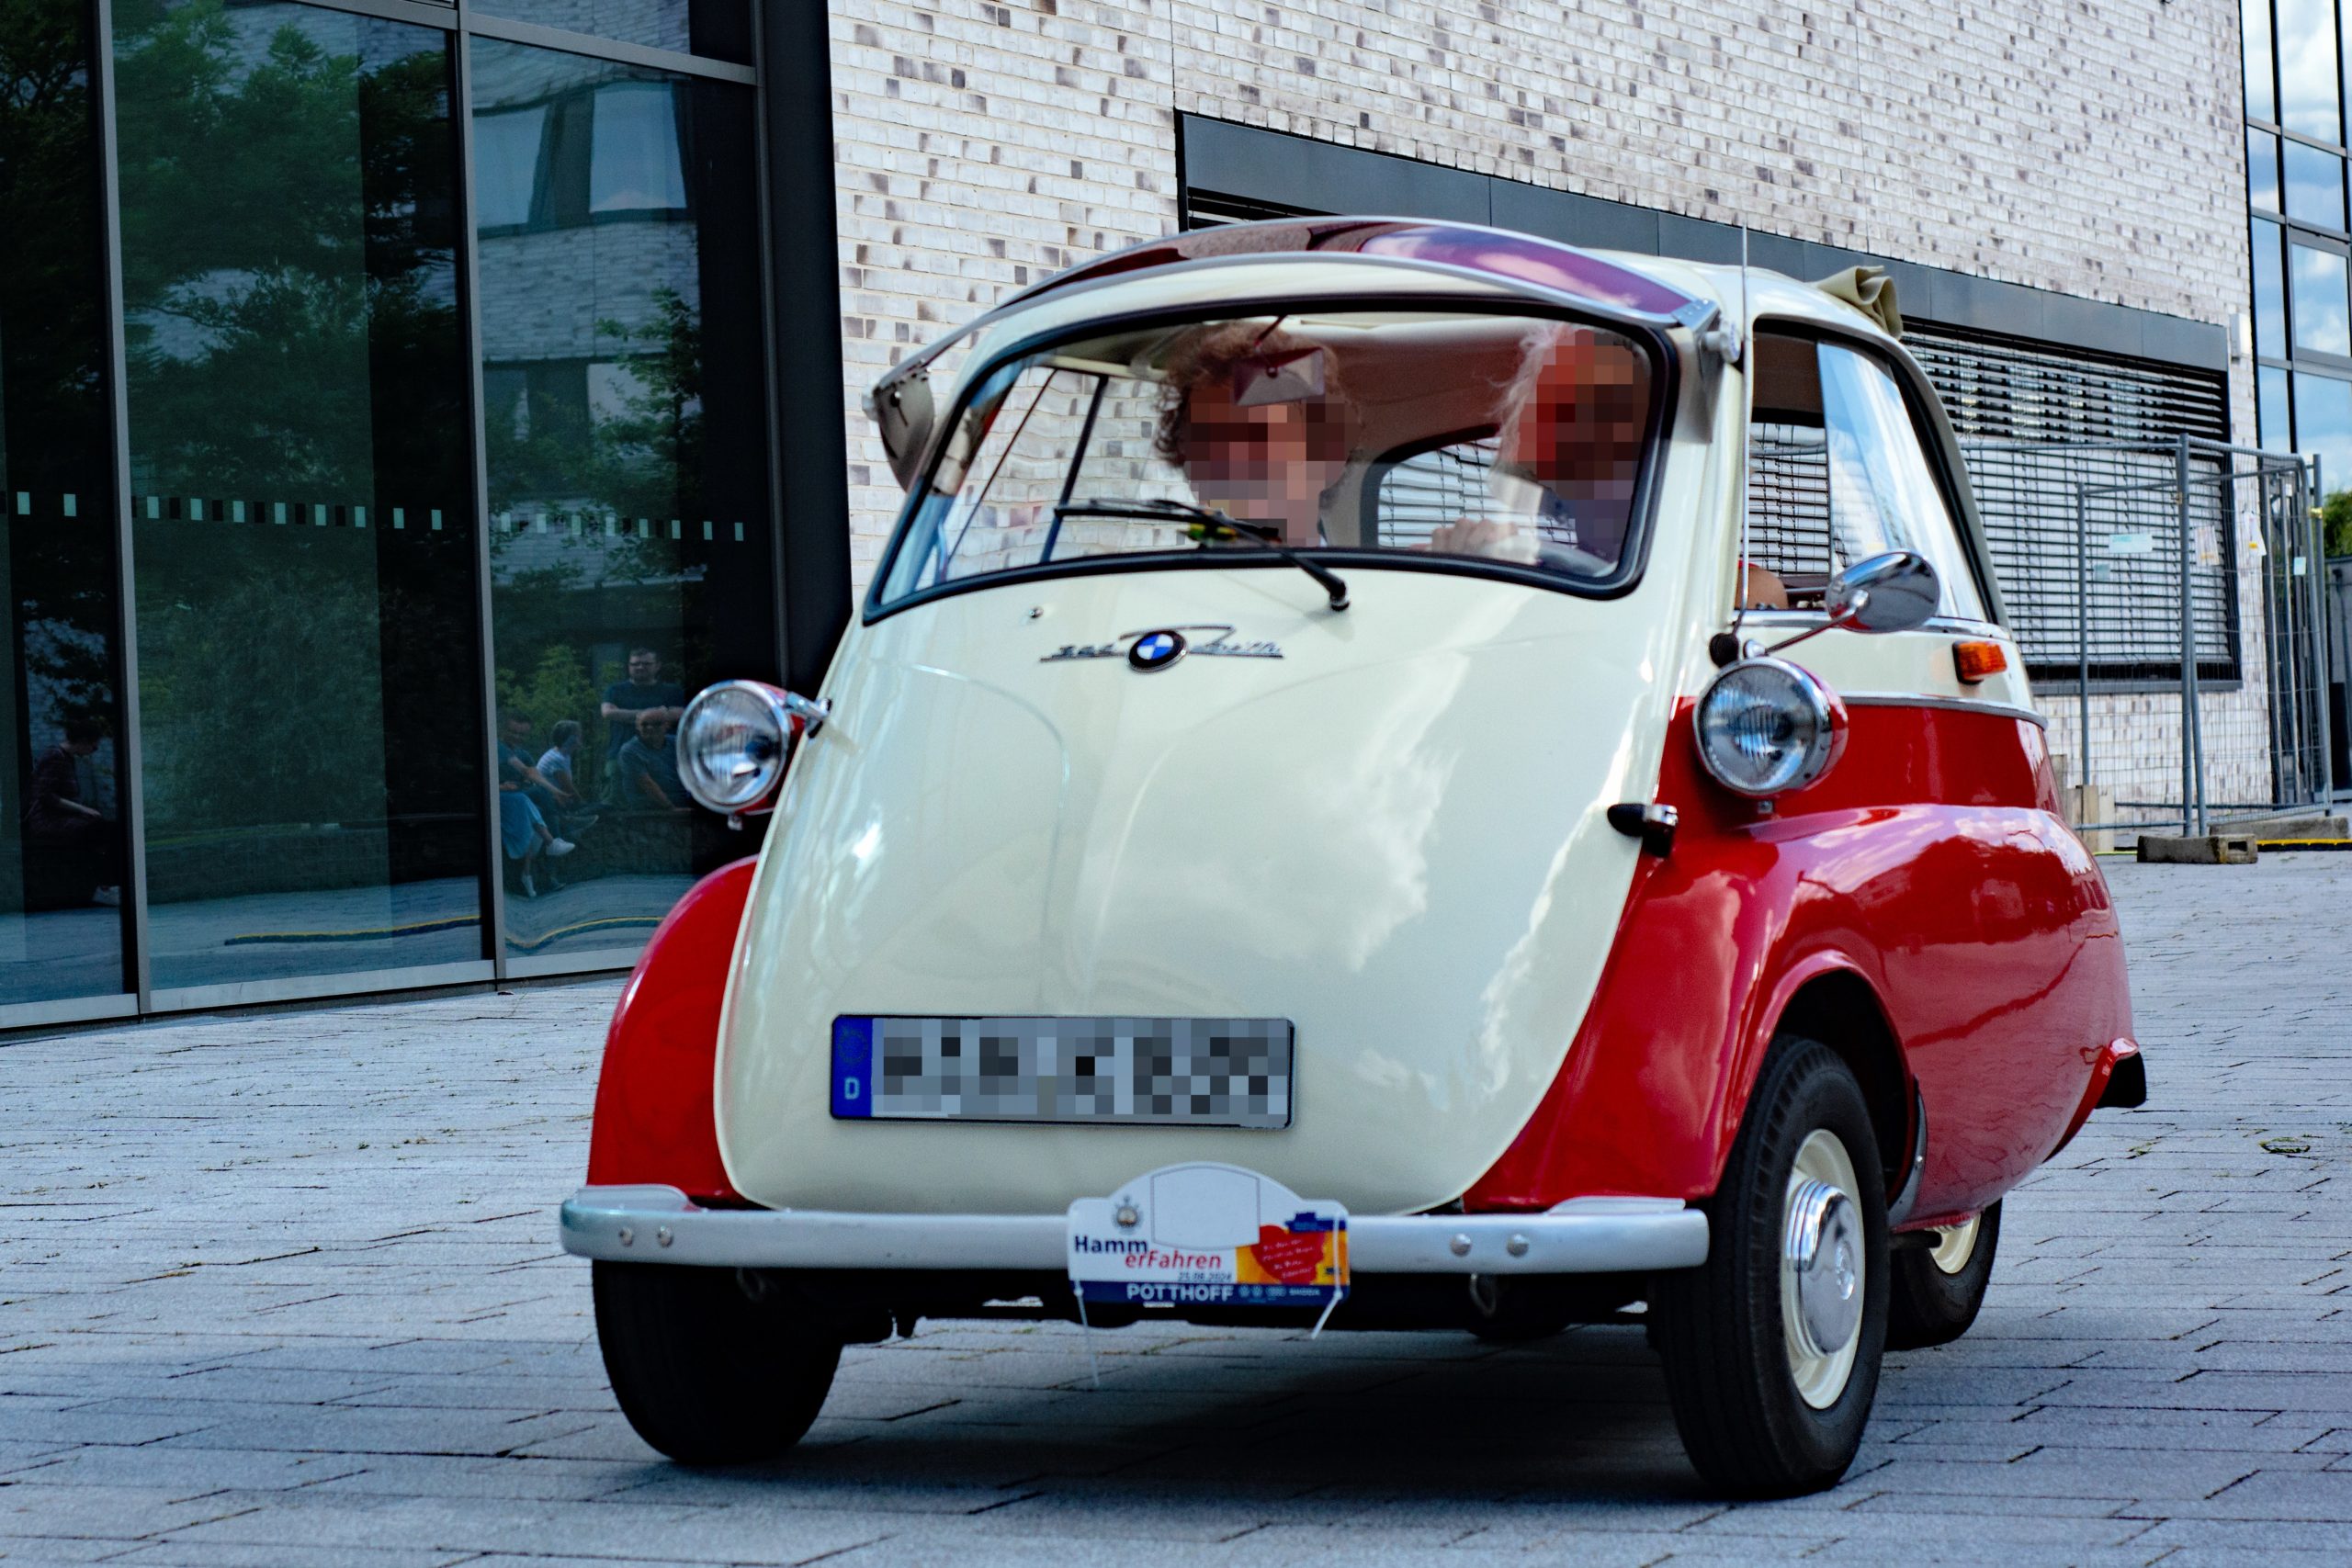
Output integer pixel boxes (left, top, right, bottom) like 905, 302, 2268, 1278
616, 709, 691, 813
535, 719, 600, 835
600, 649, 684, 771
24, 716, 120, 908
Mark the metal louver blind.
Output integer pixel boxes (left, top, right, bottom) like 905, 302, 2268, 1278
1905, 325, 2237, 682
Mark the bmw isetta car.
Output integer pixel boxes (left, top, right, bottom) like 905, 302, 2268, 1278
558, 219, 2145, 1495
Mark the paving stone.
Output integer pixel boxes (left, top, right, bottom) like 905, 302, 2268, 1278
2, 858, 2350, 1563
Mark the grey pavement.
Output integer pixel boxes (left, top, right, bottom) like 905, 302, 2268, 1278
3, 854, 2350, 1565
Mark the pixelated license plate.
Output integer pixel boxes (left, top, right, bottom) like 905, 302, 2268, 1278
1069, 1163, 1348, 1312
829, 1015, 1292, 1127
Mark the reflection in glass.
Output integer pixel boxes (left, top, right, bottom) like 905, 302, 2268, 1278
2258, 366, 2292, 450
2254, 217, 2288, 359
1, 0, 130, 1008
2277, 0, 2341, 141
2292, 370, 2352, 489
472, 38, 774, 963
2283, 140, 2346, 230
473, 104, 548, 227
589, 83, 686, 212
2249, 128, 2279, 211
114, 3, 483, 992
2245, 0, 2275, 122
469, 0, 751, 64
2290, 242, 2351, 355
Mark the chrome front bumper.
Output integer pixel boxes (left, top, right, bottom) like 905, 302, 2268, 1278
559, 1184, 1709, 1275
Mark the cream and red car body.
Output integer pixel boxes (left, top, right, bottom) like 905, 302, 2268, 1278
561, 221, 2140, 1305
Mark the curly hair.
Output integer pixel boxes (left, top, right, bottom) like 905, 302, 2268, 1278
1150, 321, 1352, 469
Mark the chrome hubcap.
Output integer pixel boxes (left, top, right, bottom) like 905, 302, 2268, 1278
1928, 1213, 1981, 1276
1781, 1128, 1865, 1409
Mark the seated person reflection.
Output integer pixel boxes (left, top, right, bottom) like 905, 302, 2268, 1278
531, 717, 600, 837
1152, 323, 1355, 547
24, 716, 120, 908
616, 709, 691, 813
1425, 323, 1647, 571
601, 648, 684, 777
498, 725, 575, 900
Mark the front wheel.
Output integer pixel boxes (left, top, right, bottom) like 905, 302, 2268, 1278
1652, 1037, 1889, 1496
593, 1261, 842, 1464
1886, 1201, 2001, 1349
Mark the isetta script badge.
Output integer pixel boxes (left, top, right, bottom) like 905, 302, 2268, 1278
1067, 1163, 1349, 1313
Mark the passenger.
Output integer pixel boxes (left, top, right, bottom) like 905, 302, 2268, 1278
1153, 322, 1357, 547
1425, 322, 1649, 570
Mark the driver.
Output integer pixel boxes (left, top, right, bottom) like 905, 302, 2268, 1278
1152, 322, 1356, 547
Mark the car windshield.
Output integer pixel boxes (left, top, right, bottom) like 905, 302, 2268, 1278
875, 308, 1664, 608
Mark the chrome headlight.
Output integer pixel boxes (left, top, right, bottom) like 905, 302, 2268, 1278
1694, 657, 1841, 796
677, 681, 796, 814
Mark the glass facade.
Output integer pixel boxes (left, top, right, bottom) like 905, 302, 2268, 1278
0, 0, 778, 1023
2245, 0, 2352, 489
471, 35, 773, 965
0, 0, 130, 1014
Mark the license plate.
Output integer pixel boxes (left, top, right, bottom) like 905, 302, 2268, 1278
830, 1015, 1292, 1127
1068, 1163, 1348, 1311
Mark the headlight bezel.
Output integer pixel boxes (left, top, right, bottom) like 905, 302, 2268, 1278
675, 680, 799, 817
1693, 656, 1844, 797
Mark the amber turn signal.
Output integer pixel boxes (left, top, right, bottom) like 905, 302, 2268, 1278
1953, 640, 2008, 683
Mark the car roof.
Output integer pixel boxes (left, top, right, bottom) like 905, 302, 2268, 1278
1002, 218, 1894, 343
870, 219, 1898, 419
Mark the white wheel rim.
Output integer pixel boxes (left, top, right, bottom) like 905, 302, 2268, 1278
1781, 1128, 1865, 1410
1928, 1213, 1981, 1276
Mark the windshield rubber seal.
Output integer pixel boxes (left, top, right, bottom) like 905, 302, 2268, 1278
861, 293, 1682, 626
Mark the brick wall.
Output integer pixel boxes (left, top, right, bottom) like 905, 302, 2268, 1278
829, 1, 2266, 814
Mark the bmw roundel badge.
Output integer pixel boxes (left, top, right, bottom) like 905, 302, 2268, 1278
1127, 629, 1187, 671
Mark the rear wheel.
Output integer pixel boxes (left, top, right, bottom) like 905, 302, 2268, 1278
1886, 1201, 2001, 1349
1652, 1038, 1888, 1496
593, 1261, 842, 1464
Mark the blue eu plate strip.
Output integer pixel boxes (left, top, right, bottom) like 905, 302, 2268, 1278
831, 1016, 875, 1119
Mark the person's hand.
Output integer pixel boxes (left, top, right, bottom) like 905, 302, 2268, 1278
1422, 517, 1543, 565
500, 782, 519, 792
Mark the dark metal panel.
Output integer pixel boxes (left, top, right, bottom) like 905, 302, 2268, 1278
1178, 115, 2230, 378
1927, 269, 2049, 343
1655, 210, 1747, 264
1182, 116, 1487, 223
761, 0, 851, 694
1489, 179, 1659, 254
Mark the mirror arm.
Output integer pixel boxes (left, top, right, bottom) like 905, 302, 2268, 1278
1758, 592, 1866, 657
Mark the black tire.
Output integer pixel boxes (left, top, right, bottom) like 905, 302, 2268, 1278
1652, 1037, 1889, 1497
1886, 1201, 2001, 1350
593, 1261, 842, 1464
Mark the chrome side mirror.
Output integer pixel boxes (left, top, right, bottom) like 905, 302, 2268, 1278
1757, 549, 1939, 659
1825, 550, 1939, 635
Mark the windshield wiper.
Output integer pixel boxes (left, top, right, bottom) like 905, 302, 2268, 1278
1051, 499, 1349, 612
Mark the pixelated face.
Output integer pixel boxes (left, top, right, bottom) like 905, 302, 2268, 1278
1505, 334, 1648, 488
1176, 376, 1349, 544
628, 651, 660, 682
635, 710, 668, 743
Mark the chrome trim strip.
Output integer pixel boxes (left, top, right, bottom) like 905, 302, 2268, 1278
558, 1186, 1709, 1276
1842, 693, 2048, 728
